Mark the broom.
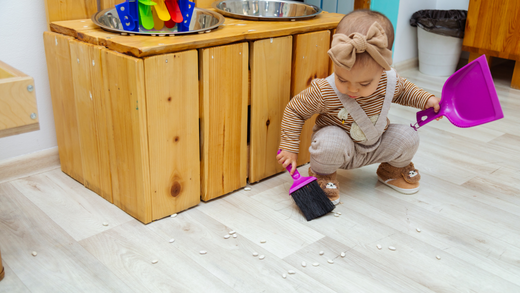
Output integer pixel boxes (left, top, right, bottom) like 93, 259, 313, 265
278, 150, 335, 221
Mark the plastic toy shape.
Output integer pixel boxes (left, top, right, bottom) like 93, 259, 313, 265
177, 0, 195, 32
152, 6, 165, 30
138, 0, 157, 30
412, 55, 503, 130
116, 0, 139, 32
154, 0, 171, 21
164, 0, 183, 23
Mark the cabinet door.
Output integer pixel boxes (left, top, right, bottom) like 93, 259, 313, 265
144, 51, 201, 220
250, 36, 293, 183
43, 32, 84, 184
200, 43, 249, 201
291, 30, 332, 166
102, 49, 152, 223
69, 40, 112, 202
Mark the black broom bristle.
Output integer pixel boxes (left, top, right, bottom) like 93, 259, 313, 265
291, 181, 335, 221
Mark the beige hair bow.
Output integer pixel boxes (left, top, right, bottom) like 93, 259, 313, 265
328, 22, 393, 71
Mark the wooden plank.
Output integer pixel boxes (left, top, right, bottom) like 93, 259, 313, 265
101, 48, 152, 223
0, 124, 40, 140
0, 262, 31, 293
0, 61, 39, 137
10, 170, 133, 242
79, 221, 234, 292
0, 148, 60, 185
250, 36, 292, 183
463, 0, 520, 56
354, 0, 371, 10
69, 40, 112, 202
468, 52, 493, 67
50, 13, 344, 57
512, 60, 520, 90
45, 0, 121, 24
194, 0, 216, 7
147, 208, 335, 293
43, 32, 84, 184
143, 50, 201, 220
291, 30, 331, 166
200, 43, 248, 201
0, 182, 133, 292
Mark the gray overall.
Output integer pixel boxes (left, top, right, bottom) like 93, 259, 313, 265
308, 69, 420, 175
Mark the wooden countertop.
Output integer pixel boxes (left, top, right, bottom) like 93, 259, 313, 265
50, 12, 343, 58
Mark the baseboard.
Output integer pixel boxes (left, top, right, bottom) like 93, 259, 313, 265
393, 58, 418, 72
0, 147, 60, 184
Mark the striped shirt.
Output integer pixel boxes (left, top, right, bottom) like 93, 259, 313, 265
280, 71, 433, 153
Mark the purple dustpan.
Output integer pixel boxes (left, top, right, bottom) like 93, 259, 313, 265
412, 55, 504, 130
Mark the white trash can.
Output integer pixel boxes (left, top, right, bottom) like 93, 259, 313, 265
417, 26, 463, 76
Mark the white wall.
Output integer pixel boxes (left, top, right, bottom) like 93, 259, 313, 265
436, 0, 469, 10
0, 1, 57, 161
393, 0, 470, 64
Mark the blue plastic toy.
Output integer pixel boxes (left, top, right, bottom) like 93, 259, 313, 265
116, 0, 140, 32
177, 0, 195, 32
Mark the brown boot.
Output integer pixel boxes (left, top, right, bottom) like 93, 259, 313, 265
308, 168, 340, 205
377, 162, 420, 194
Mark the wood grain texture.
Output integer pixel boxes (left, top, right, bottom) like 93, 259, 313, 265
0, 147, 60, 185
69, 40, 112, 201
147, 208, 335, 293
43, 32, 84, 184
200, 43, 248, 201
0, 124, 40, 140
0, 61, 39, 137
463, 0, 520, 56
0, 262, 31, 292
249, 36, 292, 183
512, 60, 520, 90
50, 13, 344, 57
9, 169, 133, 242
101, 48, 152, 223
291, 30, 331, 166
354, 0, 371, 10
0, 182, 133, 293
143, 51, 201, 220
468, 51, 493, 66
79, 221, 234, 292
194, 0, 216, 7
463, 0, 520, 89
45, 0, 121, 24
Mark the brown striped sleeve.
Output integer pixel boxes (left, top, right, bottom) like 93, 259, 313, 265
393, 73, 434, 110
279, 80, 327, 153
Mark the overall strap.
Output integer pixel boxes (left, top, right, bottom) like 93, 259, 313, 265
326, 69, 397, 143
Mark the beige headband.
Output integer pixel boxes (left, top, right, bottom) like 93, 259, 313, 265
328, 22, 393, 71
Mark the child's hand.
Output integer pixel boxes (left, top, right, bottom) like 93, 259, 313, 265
425, 96, 443, 121
276, 150, 298, 175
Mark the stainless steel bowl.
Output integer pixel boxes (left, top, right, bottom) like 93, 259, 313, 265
92, 7, 225, 36
211, 0, 321, 21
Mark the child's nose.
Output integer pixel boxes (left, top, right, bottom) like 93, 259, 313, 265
347, 85, 358, 93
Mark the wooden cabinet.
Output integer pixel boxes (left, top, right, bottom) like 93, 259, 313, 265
0, 61, 39, 138
200, 43, 249, 201
463, 0, 520, 89
44, 14, 342, 223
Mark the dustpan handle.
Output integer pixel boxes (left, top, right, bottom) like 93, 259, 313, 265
411, 107, 442, 130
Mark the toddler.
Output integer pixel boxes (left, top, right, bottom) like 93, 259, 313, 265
276, 10, 441, 204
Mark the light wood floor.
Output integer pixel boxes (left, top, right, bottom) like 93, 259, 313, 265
1, 61, 520, 293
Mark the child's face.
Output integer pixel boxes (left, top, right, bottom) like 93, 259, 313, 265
334, 60, 384, 99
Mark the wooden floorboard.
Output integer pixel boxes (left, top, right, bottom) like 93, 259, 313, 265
1, 63, 520, 292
